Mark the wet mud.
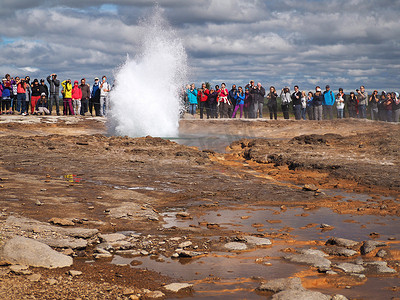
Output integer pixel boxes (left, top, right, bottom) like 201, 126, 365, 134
0, 116, 399, 299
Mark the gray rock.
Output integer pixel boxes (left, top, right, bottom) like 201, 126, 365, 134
323, 246, 358, 257
37, 237, 88, 249
99, 233, 127, 244
224, 242, 247, 251
47, 278, 58, 285
27, 273, 41, 282
178, 241, 193, 248
9, 264, 32, 275
360, 240, 387, 255
69, 270, 82, 276
94, 253, 113, 259
1, 236, 73, 268
163, 283, 193, 292
115, 250, 141, 257
140, 250, 149, 256
376, 249, 387, 258
5, 216, 98, 239
284, 253, 331, 269
108, 202, 159, 221
145, 290, 165, 298
257, 277, 304, 293
336, 262, 365, 273
326, 270, 338, 275
332, 295, 348, 300
176, 250, 203, 258
300, 249, 328, 257
243, 236, 272, 246
364, 261, 396, 274
272, 289, 331, 300
326, 237, 358, 248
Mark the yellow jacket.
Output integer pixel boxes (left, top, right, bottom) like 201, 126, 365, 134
61, 80, 72, 98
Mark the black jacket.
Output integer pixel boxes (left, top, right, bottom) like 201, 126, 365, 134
252, 86, 265, 104
291, 91, 302, 106
313, 94, 324, 106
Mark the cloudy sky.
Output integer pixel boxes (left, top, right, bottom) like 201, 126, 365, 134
1, 0, 399, 92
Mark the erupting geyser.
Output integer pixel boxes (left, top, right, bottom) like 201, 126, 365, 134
108, 8, 187, 137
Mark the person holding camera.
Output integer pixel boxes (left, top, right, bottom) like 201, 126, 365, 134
72, 80, 82, 116
61, 79, 73, 115
47, 73, 60, 115
16, 77, 26, 114
100, 76, 110, 116
280, 86, 291, 119
232, 86, 245, 118
30, 79, 41, 115
217, 83, 230, 118
313, 87, 324, 121
266, 86, 278, 120
369, 90, 379, 120
323, 85, 335, 120
356, 85, 367, 119
291, 85, 302, 120
198, 83, 209, 119
186, 83, 198, 116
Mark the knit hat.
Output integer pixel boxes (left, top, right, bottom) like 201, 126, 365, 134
41, 92, 46, 96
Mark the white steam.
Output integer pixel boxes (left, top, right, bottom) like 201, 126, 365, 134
108, 8, 187, 137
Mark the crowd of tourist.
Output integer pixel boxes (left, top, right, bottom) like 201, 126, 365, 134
0, 74, 111, 117
185, 81, 400, 122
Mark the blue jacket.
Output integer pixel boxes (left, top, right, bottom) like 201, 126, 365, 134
234, 92, 245, 105
1, 84, 11, 98
323, 90, 335, 106
186, 88, 198, 104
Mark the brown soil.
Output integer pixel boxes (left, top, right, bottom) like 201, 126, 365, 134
0, 116, 399, 299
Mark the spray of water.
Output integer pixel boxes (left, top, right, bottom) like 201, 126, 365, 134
108, 8, 187, 137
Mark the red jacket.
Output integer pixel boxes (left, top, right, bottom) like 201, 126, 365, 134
198, 89, 209, 102
72, 84, 82, 99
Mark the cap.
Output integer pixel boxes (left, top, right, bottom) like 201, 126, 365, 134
316, 88, 322, 92
326, 85, 330, 88
74, 80, 78, 84
41, 92, 46, 96
94, 77, 99, 80
40, 79, 44, 82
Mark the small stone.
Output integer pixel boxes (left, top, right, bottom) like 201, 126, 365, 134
176, 212, 191, 218
243, 236, 272, 246
122, 288, 136, 296
47, 278, 58, 285
129, 296, 140, 300
257, 277, 304, 293
35, 200, 43, 206
360, 240, 387, 255
140, 250, 149, 256
326, 237, 358, 248
171, 253, 179, 258
176, 250, 203, 258
178, 241, 193, 248
224, 242, 247, 251
62, 249, 74, 256
10, 265, 32, 275
163, 283, 193, 293
332, 294, 349, 300
88, 206, 95, 210
68, 270, 82, 276
302, 184, 319, 191
336, 263, 365, 274
48, 217, 75, 226
145, 290, 165, 298
376, 249, 387, 258
27, 273, 41, 282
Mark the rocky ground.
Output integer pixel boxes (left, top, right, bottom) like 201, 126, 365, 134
0, 116, 399, 299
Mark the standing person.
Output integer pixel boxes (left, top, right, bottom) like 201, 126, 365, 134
252, 82, 265, 118
336, 88, 346, 119
232, 86, 245, 118
306, 91, 314, 120
198, 83, 209, 119
266, 86, 278, 120
336, 89, 345, 119
39, 79, 48, 98
90, 77, 101, 116
16, 77, 26, 115
207, 87, 218, 119
79, 78, 90, 115
280, 87, 291, 119
30, 79, 41, 115
1, 78, 11, 114
244, 87, 251, 119
11, 77, 18, 114
323, 85, 335, 120
369, 90, 379, 121
378, 91, 386, 121
313, 87, 324, 121
47, 73, 60, 115
356, 85, 367, 119
99, 76, 110, 116
186, 83, 198, 117
392, 92, 400, 122
347, 92, 358, 118
217, 83, 230, 118
61, 79, 73, 115
24, 76, 31, 115
228, 84, 237, 118
300, 91, 307, 120
384, 93, 393, 122
71, 81, 82, 116
291, 85, 302, 120
245, 80, 256, 118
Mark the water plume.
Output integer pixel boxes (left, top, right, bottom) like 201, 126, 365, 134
108, 7, 187, 137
